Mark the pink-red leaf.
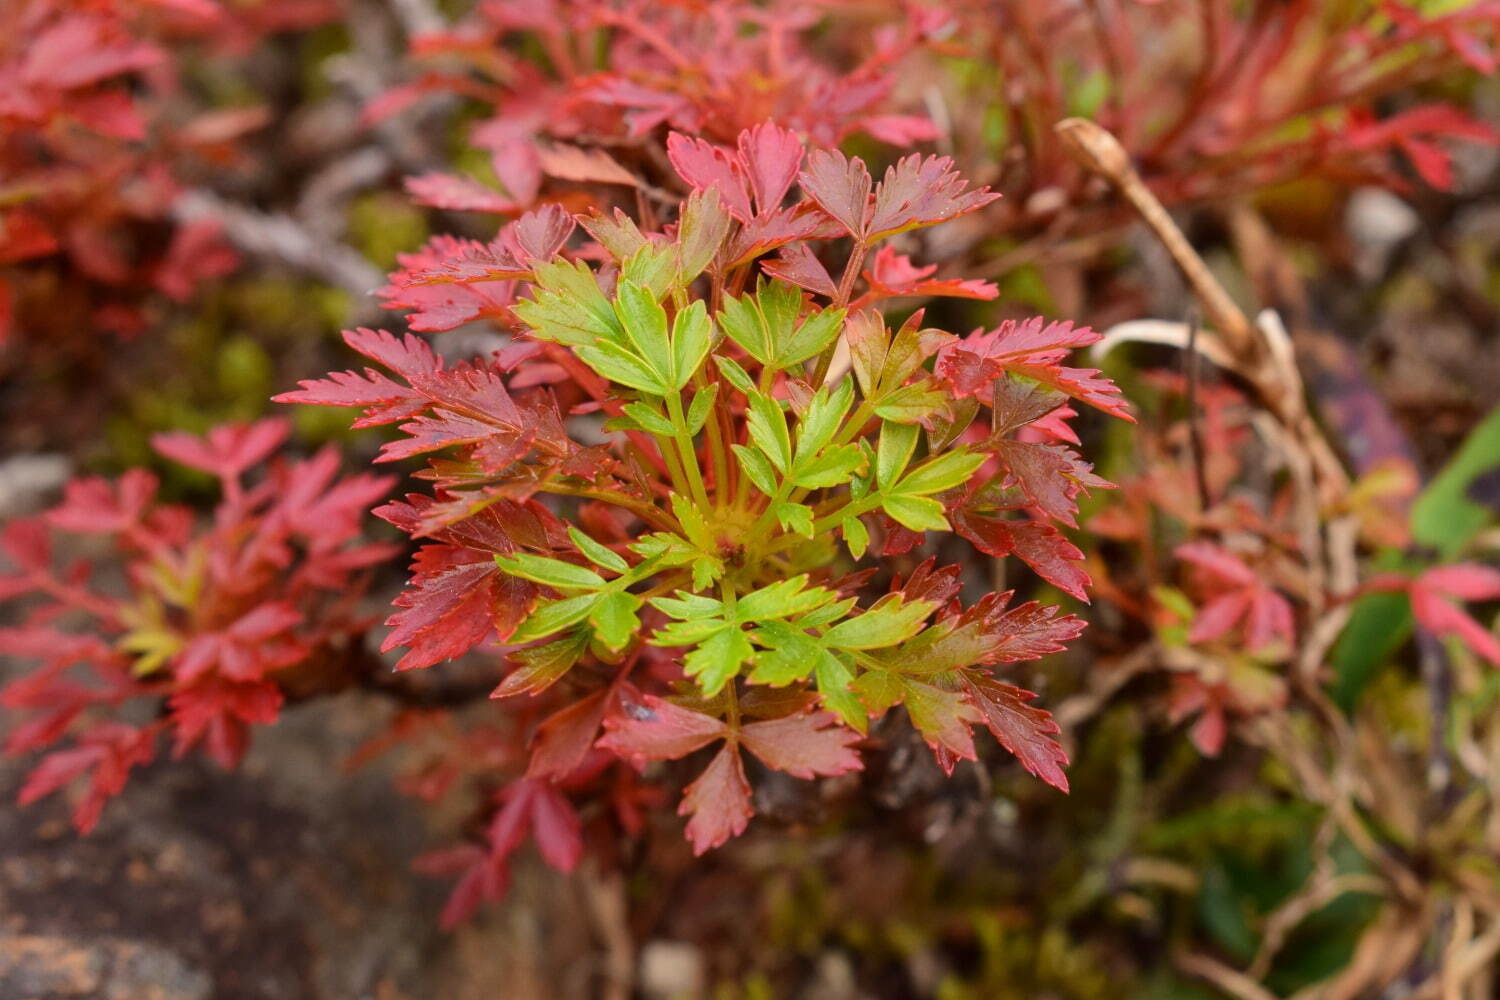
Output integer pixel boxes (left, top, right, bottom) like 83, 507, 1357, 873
963, 674, 1069, 792
679, 744, 753, 855
739, 711, 863, 779
596, 694, 728, 768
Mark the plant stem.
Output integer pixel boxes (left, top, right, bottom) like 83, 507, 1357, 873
666, 390, 712, 511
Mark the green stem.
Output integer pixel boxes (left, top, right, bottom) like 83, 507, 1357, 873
694, 369, 730, 509
541, 483, 679, 533
666, 390, 712, 511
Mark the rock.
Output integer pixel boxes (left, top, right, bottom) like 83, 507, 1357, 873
1346, 187, 1419, 280
0, 453, 69, 520
0, 934, 211, 1000
639, 940, 705, 999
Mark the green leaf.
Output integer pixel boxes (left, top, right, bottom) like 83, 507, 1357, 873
781, 307, 845, 368
795, 379, 855, 463
718, 293, 773, 366
684, 626, 754, 696
774, 500, 814, 537
747, 393, 793, 473
748, 621, 822, 686
816, 653, 867, 733
653, 617, 731, 645
576, 340, 669, 395
852, 670, 904, 715
614, 281, 672, 379
669, 494, 715, 550
881, 494, 949, 532
877, 421, 920, 491
686, 383, 719, 435
897, 448, 985, 496
493, 630, 591, 698
631, 532, 697, 567
670, 300, 712, 389
718, 279, 841, 370
650, 591, 724, 620
798, 597, 858, 629
590, 590, 643, 651
621, 244, 678, 298
714, 355, 755, 394
495, 552, 607, 590
1329, 590, 1414, 713
823, 597, 932, 649
621, 401, 675, 436
1412, 405, 1500, 558
513, 259, 621, 346
873, 380, 950, 425
790, 443, 863, 489
568, 526, 629, 574
691, 557, 722, 591
842, 515, 869, 559
847, 310, 888, 397
514, 593, 602, 642
881, 319, 951, 389
733, 444, 779, 495
738, 576, 838, 621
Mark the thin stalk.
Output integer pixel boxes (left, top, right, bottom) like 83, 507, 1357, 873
665, 391, 712, 511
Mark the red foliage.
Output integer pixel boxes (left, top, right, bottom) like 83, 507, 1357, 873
0, 0, 335, 346
1369, 564, 1500, 667
0, 420, 394, 831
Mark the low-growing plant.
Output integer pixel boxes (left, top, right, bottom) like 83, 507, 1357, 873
0, 419, 394, 832
277, 123, 1132, 916
0, 0, 334, 347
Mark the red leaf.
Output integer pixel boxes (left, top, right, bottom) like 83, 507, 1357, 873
151, 419, 290, 481
951, 512, 1091, 602
274, 364, 428, 428
866, 154, 1000, 242
536, 143, 639, 188
489, 778, 582, 872
890, 591, 1084, 674
761, 243, 837, 296
596, 694, 728, 768
413, 205, 575, 282
963, 674, 1069, 791
1409, 565, 1500, 667
798, 148, 872, 238
1176, 541, 1258, 586
667, 133, 753, 221
679, 744, 753, 855
736, 122, 803, 216
380, 237, 518, 332
168, 679, 283, 769
46, 469, 158, 535
859, 246, 998, 304
414, 844, 508, 930
383, 547, 537, 671
18, 723, 155, 834
992, 441, 1108, 528
860, 114, 941, 145
739, 711, 863, 779
937, 318, 1133, 421
153, 221, 238, 302
900, 679, 980, 774
1188, 591, 1252, 645
1421, 564, 1500, 602
1177, 542, 1294, 652
526, 689, 610, 780
404, 172, 520, 214
22, 16, 160, 90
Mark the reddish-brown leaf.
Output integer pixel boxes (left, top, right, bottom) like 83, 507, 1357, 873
679, 744, 753, 855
